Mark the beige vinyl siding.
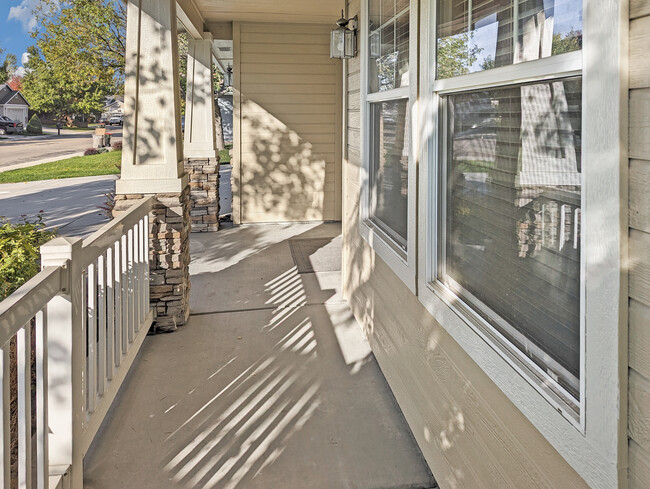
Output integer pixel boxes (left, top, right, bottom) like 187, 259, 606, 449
232, 22, 342, 224
629, 3, 650, 486
341, 0, 590, 487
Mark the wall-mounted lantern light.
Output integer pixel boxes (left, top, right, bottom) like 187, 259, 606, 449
224, 65, 233, 88
330, 10, 358, 59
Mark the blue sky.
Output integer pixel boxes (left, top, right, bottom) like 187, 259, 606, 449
1, 0, 39, 76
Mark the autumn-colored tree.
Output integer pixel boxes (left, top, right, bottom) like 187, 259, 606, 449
7, 75, 23, 92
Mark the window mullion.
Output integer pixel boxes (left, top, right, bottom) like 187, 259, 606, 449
433, 50, 582, 94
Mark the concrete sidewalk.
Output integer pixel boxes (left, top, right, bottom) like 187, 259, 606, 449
84, 223, 437, 489
0, 175, 117, 237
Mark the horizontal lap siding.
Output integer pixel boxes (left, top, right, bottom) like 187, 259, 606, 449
629, 4, 650, 487
236, 22, 342, 223
342, 0, 589, 488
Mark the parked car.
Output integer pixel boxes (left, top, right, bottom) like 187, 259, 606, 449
0, 115, 24, 135
107, 116, 123, 126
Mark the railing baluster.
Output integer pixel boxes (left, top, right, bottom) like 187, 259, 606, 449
97, 255, 106, 397
36, 309, 49, 489
144, 214, 150, 315
134, 221, 142, 332
139, 218, 144, 324
115, 240, 123, 368
87, 263, 97, 414
106, 246, 115, 381
127, 227, 135, 344
17, 326, 32, 489
81, 268, 88, 428
121, 234, 129, 355
0, 346, 9, 489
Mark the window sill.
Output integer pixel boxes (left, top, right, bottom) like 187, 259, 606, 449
359, 219, 416, 293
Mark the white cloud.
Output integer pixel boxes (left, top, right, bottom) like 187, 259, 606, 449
8, 0, 41, 32
13, 52, 31, 77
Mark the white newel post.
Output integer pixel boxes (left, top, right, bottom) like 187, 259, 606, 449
40, 237, 84, 489
184, 35, 221, 232
116, 0, 192, 331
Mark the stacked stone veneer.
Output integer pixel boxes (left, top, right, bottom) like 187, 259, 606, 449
114, 186, 191, 333
185, 158, 220, 232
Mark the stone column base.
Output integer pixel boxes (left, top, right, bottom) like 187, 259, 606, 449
113, 186, 191, 333
185, 157, 220, 232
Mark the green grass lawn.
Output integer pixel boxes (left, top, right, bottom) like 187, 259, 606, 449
219, 143, 232, 164
0, 151, 122, 184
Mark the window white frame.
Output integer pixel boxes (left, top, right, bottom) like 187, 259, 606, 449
360, 0, 419, 292
417, 0, 628, 487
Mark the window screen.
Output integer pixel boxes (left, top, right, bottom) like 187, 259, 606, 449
441, 77, 582, 398
369, 99, 410, 249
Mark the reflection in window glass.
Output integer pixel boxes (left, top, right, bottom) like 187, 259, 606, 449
369, 1, 410, 92
436, 0, 582, 79
370, 99, 409, 249
442, 78, 582, 398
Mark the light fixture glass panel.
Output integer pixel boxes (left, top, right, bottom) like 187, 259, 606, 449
330, 28, 345, 58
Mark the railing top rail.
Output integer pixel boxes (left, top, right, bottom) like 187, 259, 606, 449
0, 265, 63, 345
80, 196, 155, 268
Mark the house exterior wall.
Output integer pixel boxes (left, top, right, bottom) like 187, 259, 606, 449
341, 0, 622, 487
232, 22, 342, 224
1, 105, 28, 126
628, 1, 650, 486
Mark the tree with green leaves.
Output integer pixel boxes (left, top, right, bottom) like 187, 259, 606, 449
21, 0, 126, 120
0, 44, 17, 84
436, 33, 482, 79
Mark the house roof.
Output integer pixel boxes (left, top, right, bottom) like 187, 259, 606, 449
0, 84, 30, 107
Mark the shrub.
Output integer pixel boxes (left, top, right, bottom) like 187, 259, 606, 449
112, 140, 122, 151
26, 115, 43, 135
98, 192, 116, 219
0, 214, 56, 300
84, 148, 99, 156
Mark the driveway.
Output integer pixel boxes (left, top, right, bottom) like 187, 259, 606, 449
0, 127, 122, 171
0, 175, 117, 238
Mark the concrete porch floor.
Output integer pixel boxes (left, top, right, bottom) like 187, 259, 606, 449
84, 222, 436, 489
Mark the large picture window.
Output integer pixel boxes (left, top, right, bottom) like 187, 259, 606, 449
442, 78, 582, 399
417, 0, 625, 484
431, 0, 585, 411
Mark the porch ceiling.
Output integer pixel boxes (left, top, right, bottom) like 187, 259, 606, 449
195, 0, 344, 24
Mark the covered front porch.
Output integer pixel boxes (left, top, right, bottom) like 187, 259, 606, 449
84, 223, 435, 489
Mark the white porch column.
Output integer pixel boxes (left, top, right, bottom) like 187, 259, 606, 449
184, 35, 218, 159
118, 0, 187, 194
116, 0, 192, 332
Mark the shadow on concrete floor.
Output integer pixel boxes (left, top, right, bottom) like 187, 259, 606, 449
84, 222, 437, 489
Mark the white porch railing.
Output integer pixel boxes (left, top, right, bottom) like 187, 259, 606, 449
0, 197, 155, 489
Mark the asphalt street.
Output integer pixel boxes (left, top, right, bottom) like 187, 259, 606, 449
0, 127, 123, 170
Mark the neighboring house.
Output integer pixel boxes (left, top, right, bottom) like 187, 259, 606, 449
2, 1, 647, 489
0, 83, 29, 126
100, 95, 124, 121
